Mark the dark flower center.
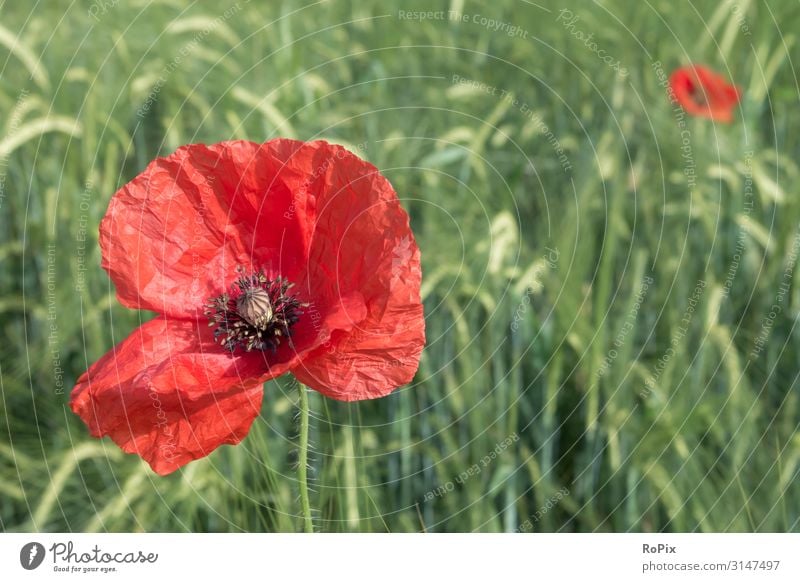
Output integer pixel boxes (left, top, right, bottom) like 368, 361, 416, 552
205, 267, 305, 353
689, 81, 709, 105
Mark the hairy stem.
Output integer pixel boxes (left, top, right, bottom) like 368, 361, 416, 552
297, 382, 313, 533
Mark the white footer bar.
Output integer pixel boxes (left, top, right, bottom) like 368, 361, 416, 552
1, 533, 797, 581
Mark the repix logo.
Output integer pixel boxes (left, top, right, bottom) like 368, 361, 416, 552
20, 542, 46, 570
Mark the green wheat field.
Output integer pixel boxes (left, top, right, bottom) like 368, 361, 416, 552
1, 0, 799, 533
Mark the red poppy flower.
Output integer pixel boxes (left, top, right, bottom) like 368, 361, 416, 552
669, 65, 740, 123
70, 139, 425, 475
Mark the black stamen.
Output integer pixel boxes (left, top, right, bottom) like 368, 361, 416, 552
204, 267, 305, 353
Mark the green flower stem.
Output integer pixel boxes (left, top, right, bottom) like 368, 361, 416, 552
297, 381, 313, 533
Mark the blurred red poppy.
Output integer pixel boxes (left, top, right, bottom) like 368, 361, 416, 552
70, 139, 425, 475
669, 65, 740, 122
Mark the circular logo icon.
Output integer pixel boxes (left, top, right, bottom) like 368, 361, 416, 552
20, 542, 46, 570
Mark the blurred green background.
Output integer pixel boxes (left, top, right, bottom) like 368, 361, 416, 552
1, 0, 799, 532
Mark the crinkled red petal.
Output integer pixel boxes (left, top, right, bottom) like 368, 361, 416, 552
69, 317, 285, 474
275, 142, 425, 400
100, 140, 310, 319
